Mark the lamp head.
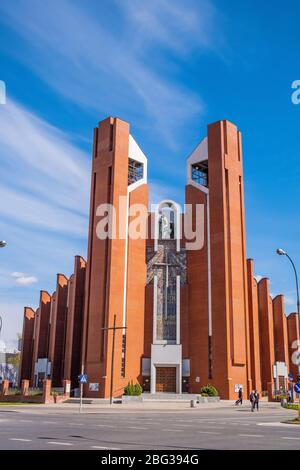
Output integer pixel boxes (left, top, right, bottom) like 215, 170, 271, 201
0, 241, 6, 248
276, 248, 286, 256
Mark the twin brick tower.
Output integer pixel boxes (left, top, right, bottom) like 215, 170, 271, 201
20, 118, 299, 399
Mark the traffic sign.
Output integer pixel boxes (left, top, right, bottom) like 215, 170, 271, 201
294, 383, 300, 393
79, 374, 88, 384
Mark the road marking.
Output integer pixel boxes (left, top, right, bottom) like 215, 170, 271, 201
127, 426, 147, 430
281, 437, 300, 440
239, 434, 264, 438
47, 441, 74, 446
91, 445, 121, 450
42, 421, 58, 425
69, 423, 84, 426
10, 438, 32, 442
162, 429, 182, 432
169, 424, 192, 427
198, 431, 220, 435
96, 424, 115, 428
19, 420, 33, 423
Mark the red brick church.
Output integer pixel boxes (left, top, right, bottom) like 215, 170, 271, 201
19, 117, 299, 399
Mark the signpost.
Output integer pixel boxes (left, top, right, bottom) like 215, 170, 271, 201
294, 383, 300, 394
79, 372, 88, 414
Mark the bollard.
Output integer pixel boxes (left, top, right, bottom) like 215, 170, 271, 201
298, 405, 300, 422
190, 399, 196, 408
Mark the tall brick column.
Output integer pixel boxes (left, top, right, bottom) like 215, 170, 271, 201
247, 259, 262, 393
63, 256, 86, 390
287, 312, 300, 378
273, 295, 289, 365
48, 274, 68, 387
258, 278, 275, 392
19, 307, 35, 385
31, 291, 51, 386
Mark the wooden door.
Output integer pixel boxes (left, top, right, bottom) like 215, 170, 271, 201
156, 367, 176, 392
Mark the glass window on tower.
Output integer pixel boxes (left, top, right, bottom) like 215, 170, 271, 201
191, 161, 208, 187
128, 158, 143, 185
156, 250, 177, 343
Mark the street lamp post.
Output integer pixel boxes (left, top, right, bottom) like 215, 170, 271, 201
276, 248, 300, 380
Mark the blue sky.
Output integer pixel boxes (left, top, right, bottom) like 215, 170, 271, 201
0, 0, 299, 348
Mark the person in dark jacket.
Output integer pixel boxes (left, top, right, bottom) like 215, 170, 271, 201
253, 390, 259, 411
249, 390, 255, 412
235, 387, 243, 405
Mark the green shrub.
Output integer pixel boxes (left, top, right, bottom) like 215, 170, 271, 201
284, 403, 300, 411
200, 384, 218, 397
124, 380, 143, 396
133, 383, 143, 396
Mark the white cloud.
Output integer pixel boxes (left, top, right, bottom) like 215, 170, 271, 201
254, 274, 263, 282
0, 0, 216, 145
15, 276, 38, 286
10, 272, 38, 286
0, 98, 90, 236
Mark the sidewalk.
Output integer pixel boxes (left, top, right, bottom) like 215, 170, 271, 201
0, 399, 284, 415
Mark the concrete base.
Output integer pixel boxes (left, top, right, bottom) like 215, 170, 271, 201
142, 393, 220, 403
122, 395, 143, 403
65, 394, 220, 404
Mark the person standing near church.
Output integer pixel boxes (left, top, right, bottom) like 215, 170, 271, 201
253, 390, 259, 411
235, 387, 243, 406
249, 390, 255, 411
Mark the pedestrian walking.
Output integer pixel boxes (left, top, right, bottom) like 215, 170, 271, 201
253, 390, 259, 411
288, 388, 293, 403
249, 390, 255, 412
235, 387, 243, 406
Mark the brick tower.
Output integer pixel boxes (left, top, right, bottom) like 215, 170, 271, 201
82, 117, 148, 398
186, 120, 251, 399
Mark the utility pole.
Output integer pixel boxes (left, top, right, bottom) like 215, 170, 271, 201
102, 315, 126, 405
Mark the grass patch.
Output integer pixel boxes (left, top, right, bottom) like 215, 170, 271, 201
0, 401, 40, 406
283, 418, 300, 425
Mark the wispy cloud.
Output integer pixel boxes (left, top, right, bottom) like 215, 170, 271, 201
118, 0, 217, 54
0, 0, 218, 145
0, 98, 90, 343
0, 98, 90, 237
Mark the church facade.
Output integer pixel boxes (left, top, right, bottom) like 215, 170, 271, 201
19, 117, 299, 399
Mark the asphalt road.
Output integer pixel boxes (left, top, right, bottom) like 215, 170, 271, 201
0, 401, 299, 450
